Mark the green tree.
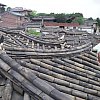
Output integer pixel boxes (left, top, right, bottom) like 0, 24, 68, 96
88, 17, 93, 20
65, 13, 83, 24
49, 13, 55, 16
73, 17, 84, 25
74, 13, 83, 17
31, 10, 37, 16
37, 13, 47, 16
7, 7, 12, 11
54, 13, 67, 23
28, 10, 37, 19
28, 11, 84, 24
96, 18, 100, 27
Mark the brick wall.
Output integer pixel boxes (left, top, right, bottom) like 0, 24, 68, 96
0, 12, 26, 28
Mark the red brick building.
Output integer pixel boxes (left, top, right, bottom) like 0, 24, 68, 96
0, 11, 27, 28
43, 22, 79, 29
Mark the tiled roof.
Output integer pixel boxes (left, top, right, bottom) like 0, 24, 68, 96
0, 3, 6, 6
0, 28, 100, 100
44, 22, 79, 27
10, 11, 25, 17
0, 11, 25, 17
32, 16, 55, 21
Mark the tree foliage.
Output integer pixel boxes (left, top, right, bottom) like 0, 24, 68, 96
73, 17, 84, 25
54, 13, 84, 24
96, 18, 100, 27
29, 10, 37, 19
66, 13, 84, 24
0, 7, 5, 13
28, 11, 84, 24
37, 13, 47, 16
27, 29, 40, 36
88, 17, 93, 20
54, 13, 67, 23
7, 7, 12, 11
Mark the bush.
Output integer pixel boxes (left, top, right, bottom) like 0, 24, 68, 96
27, 29, 41, 36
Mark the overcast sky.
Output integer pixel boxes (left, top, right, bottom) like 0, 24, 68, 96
0, 0, 100, 18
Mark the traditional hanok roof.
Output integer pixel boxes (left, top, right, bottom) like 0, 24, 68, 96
0, 11, 25, 17
0, 3, 6, 6
44, 22, 79, 27
0, 28, 100, 100
31, 16, 55, 21
10, 11, 25, 17
0, 49, 99, 100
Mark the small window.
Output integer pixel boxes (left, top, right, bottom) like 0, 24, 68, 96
20, 17, 22, 20
0, 16, 2, 22
0, 16, 1, 21
18, 17, 22, 21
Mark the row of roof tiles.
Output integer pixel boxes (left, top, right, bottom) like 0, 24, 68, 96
0, 29, 99, 100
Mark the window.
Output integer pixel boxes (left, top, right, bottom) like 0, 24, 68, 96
0, 16, 1, 21
0, 16, 2, 22
18, 16, 22, 21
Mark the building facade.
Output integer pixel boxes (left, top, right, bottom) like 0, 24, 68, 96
10, 7, 32, 16
43, 22, 79, 29
0, 11, 27, 28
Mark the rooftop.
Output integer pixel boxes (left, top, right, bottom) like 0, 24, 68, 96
0, 3, 6, 6
10, 11, 25, 17
10, 7, 32, 12
0, 28, 99, 100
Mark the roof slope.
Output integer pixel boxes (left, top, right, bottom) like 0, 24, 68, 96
0, 50, 99, 100
0, 29, 100, 100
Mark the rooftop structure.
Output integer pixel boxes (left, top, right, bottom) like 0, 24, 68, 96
0, 3, 6, 13
0, 27, 99, 100
0, 11, 28, 28
43, 22, 79, 30
32, 16, 55, 22
10, 7, 32, 16
0, 3, 6, 6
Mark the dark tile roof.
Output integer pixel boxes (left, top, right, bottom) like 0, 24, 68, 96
0, 3, 6, 6
0, 28, 99, 100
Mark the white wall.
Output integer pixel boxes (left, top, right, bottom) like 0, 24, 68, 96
79, 27, 93, 33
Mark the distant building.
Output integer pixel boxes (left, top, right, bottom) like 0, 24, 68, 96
31, 16, 55, 23
24, 16, 55, 29
0, 3, 6, 13
79, 25, 94, 33
79, 19, 98, 34
43, 22, 79, 29
10, 7, 32, 16
0, 11, 27, 28
84, 18, 97, 26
